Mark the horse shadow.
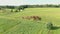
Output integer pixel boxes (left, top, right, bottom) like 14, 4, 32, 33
51, 26, 60, 30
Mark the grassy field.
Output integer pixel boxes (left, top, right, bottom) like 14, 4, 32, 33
0, 8, 60, 34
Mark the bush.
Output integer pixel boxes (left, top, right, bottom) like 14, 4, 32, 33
11, 9, 13, 12
46, 22, 53, 30
15, 10, 18, 12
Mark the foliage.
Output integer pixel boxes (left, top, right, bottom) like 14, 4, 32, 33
46, 22, 53, 30
0, 4, 60, 10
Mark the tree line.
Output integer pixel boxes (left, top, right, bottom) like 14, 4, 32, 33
0, 4, 60, 11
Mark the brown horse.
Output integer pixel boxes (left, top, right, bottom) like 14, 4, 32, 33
30, 16, 41, 20
22, 16, 41, 20
22, 16, 31, 20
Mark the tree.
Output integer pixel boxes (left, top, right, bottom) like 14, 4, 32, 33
6, 6, 15, 9
18, 5, 28, 11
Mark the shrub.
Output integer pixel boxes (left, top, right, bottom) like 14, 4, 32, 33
46, 22, 53, 30
15, 10, 18, 12
11, 9, 13, 12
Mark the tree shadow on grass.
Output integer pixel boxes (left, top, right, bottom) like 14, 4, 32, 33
51, 26, 60, 30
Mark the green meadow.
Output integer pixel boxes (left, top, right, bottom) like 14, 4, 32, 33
0, 8, 60, 34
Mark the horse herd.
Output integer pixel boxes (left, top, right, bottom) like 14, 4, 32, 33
22, 16, 41, 21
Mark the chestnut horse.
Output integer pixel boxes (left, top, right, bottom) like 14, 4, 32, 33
22, 16, 41, 20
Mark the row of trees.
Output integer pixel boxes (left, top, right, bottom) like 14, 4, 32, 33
0, 5, 28, 12
0, 4, 60, 9
0, 5, 28, 10
0, 4, 60, 11
25, 4, 60, 8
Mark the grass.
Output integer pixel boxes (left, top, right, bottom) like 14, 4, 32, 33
0, 8, 60, 34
